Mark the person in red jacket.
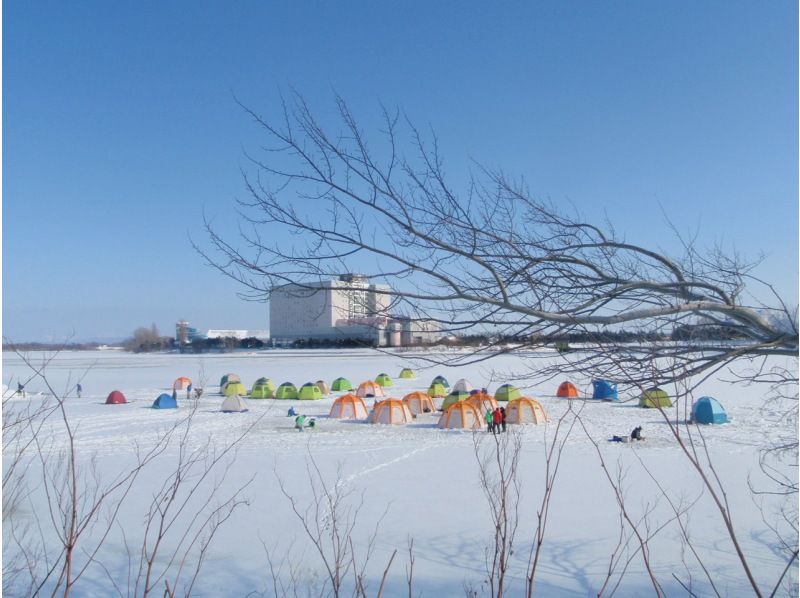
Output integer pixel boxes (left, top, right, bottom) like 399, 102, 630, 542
492, 408, 502, 434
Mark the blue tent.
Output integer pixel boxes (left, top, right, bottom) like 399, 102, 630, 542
592, 379, 618, 401
692, 396, 728, 424
152, 393, 177, 409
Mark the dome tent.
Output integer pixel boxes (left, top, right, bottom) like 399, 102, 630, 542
173, 376, 192, 390
105, 390, 127, 405
494, 384, 521, 402
251, 378, 275, 399
427, 382, 448, 398
438, 402, 483, 430
298, 383, 324, 400
368, 399, 413, 425
402, 391, 436, 415
506, 397, 547, 424
329, 394, 368, 419
219, 373, 241, 388
592, 380, 618, 401
315, 380, 331, 395
431, 375, 450, 388
375, 373, 394, 387
275, 382, 299, 400
466, 392, 499, 414
356, 380, 384, 398
399, 368, 416, 379
691, 396, 728, 424
153, 393, 177, 409
441, 390, 470, 411
556, 381, 579, 398
639, 388, 672, 409
331, 377, 353, 392
221, 395, 248, 413
223, 382, 248, 397
452, 378, 474, 393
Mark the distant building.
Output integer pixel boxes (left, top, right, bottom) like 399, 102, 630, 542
269, 274, 441, 346
175, 320, 204, 345
206, 329, 270, 340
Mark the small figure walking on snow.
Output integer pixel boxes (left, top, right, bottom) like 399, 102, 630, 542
187, 383, 192, 399
77, 383, 82, 398
500, 407, 507, 433
16, 382, 25, 397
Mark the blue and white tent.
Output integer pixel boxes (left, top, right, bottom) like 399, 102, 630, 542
691, 396, 728, 424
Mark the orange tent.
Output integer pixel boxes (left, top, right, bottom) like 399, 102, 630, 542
438, 402, 483, 429
356, 380, 385, 398
402, 391, 436, 415
173, 376, 192, 390
506, 397, 547, 424
556, 381, 579, 398
466, 391, 498, 414
368, 399, 413, 424
329, 394, 368, 419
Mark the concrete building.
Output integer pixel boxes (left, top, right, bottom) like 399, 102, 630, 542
269, 274, 440, 346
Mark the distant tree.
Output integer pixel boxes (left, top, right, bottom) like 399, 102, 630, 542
123, 324, 173, 353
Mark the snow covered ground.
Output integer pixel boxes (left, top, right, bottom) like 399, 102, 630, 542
3, 349, 797, 596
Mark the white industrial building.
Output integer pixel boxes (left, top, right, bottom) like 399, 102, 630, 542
269, 274, 441, 346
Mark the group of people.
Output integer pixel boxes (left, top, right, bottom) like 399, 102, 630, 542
485, 407, 507, 434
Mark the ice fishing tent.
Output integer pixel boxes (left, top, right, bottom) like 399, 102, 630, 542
275, 382, 299, 400
638, 387, 672, 408
441, 390, 470, 411
431, 375, 450, 388
592, 380, 618, 401
427, 382, 448, 398
495, 384, 521, 402
368, 399, 413, 424
399, 368, 416, 379
691, 396, 728, 424
173, 377, 192, 390
152, 393, 177, 409
452, 378, 474, 393
506, 397, 547, 424
402, 391, 436, 415
223, 381, 248, 397
298, 383, 324, 400
356, 380, 384, 398
556, 381, 579, 398
438, 402, 483, 430
251, 378, 275, 399
315, 380, 331, 395
331, 377, 353, 392
106, 390, 127, 405
219, 373, 241, 388
220, 395, 249, 413
466, 392, 499, 413
329, 394, 368, 419
375, 373, 394, 387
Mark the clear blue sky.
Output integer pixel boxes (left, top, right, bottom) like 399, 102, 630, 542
4, 1, 797, 342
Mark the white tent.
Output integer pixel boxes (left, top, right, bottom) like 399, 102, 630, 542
452, 378, 474, 393
220, 394, 249, 413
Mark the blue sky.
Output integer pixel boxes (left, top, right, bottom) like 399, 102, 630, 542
4, 1, 797, 342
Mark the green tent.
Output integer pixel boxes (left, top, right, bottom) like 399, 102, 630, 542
375, 373, 394, 387
331, 377, 353, 392
639, 387, 673, 408
432, 375, 450, 388
223, 381, 248, 397
220, 373, 241, 388
298, 382, 323, 400
495, 384, 521, 402
441, 390, 470, 411
399, 368, 416, 379
427, 382, 448, 398
275, 382, 298, 400
251, 378, 276, 399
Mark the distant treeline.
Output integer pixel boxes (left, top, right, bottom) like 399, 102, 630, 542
2, 341, 109, 352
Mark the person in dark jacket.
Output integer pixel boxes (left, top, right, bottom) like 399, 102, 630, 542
500, 407, 507, 432
631, 426, 644, 441
76, 383, 82, 398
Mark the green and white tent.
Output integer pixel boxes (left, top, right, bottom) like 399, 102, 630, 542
398, 368, 416, 379
223, 381, 248, 397
220, 373, 241, 388
275, 382, 299, 400
639, 388, 672, 409
298, 382, 323, 400
441, 390, 470, 411
495, 384, 521, 402
427, 382, 448, 398
251, 378, 275, 399
331, 377, 353, 392
375, 373, 394, 387
431, 375, 450, 388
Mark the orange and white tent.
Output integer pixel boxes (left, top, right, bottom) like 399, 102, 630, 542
506, 397, 548, 424
368, 399, 412, 424
356, 380, 385, 398
466, 391, 498, 413
402, 391, 436, 415
329, 394, 368, 419
173, 376, 192, 390
556, 381, 579, 398
437, 402, 483, 430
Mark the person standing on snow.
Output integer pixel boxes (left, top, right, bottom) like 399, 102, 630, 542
500, 406, 507, 432
492, 408, 502, 435
76, 383, 82, 398
485, 409, 493, 433
187, 383, 192, 399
